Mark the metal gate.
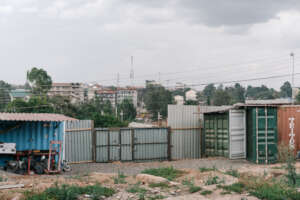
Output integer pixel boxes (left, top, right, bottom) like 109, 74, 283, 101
64, 120, 93, 163
95, 128, 171, 162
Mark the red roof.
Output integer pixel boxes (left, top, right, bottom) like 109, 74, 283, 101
0, 113, 77, 122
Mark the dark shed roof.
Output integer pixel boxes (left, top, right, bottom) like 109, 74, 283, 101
0, 113, 77, 122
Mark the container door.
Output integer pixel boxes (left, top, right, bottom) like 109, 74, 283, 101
229, 110, 246, 159
216, 115, 229, 157
204, 115, 216, 156
256, 107, 277, 164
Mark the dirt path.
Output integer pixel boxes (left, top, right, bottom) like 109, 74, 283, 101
67, 157, 250, 175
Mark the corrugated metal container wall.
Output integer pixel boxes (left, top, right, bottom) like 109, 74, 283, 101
167, 105, 202, 159
0, 121, 64, 151
246, 107, 278, 164
64, 120, 93, 163
278, 106, 300, 154
0, 121, 64, 166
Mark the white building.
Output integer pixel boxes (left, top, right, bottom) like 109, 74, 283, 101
185, 89, 197, 101
96, 87, 138, 108
48, 83, 84, 104
174, 95, 184, 105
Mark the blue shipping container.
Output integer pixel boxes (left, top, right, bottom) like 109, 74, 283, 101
0, 121, 64, 166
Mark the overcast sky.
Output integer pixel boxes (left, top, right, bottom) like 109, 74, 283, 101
1, 0, 300, 89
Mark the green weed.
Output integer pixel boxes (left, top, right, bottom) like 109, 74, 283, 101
199, 167, 216, 172
225, 169, 240, 178
182, 179, 202, 193
200, 190, 212, 196
113, 171, 127, 184
148, 195, 165, 200
205, 176, 219, 185
141, 167, 184, 181
24, 183, 115, 200
149, 182, 170, 189
127, 183, 147, 194
219, 182, 245, 194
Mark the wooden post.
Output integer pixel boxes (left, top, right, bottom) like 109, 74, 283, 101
131, 128, 135, 161
91, 120, 96, 162
167, 127, 172, 161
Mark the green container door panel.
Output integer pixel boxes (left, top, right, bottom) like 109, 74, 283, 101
204, 113, 229, 157
247, 107, 278, 164
205, 116, 216, 156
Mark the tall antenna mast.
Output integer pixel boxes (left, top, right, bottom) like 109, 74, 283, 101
130, 56, 134, 87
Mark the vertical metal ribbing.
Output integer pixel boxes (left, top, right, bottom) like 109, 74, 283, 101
256, 108, 259, 164
265, 107, 268, 164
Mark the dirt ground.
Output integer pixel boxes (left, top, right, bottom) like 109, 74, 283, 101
0, 158, 299, 200
66, 157, 249, 175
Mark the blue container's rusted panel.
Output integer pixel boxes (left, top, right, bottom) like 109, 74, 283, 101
0, 121, 64, 166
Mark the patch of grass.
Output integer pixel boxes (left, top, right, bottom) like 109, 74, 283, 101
182, 179, 202, 193
271, 166, 284, 170
220, 191, 231, 195
148, 195, 165, 200
205, 176, 219, 185
249, 182, 300, 200
141, 167, 183, 181
189, 185, 202, 193
24, 183, 115, 200
199, 167, 216, 172
127, 183, 147, 194
113, 171, 127, 184
200, 190, 212, 196
225, 169, 240, 178
219, 182, 245, 194
0, 176, 7, 182
149, 182, 170, 189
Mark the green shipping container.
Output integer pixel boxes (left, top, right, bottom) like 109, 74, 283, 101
204, 109, 247, 159
246, 107, 278, 164
204, 112, 229, 157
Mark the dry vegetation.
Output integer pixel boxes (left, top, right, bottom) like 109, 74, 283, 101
0, 158, 300, 200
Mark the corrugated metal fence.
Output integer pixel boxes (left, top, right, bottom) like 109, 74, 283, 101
168, 105, 202, 159
168, 105, 228, 159
64, 120, 93, 163
95, 128, 170, 162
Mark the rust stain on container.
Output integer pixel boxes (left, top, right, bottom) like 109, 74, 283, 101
278, 106, 300, 153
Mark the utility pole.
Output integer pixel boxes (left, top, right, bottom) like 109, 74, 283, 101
291, 52, 295, 103
115, 73, 119, 117
130, 56, 134, 87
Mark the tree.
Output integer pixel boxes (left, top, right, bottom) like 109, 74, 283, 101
246, 85, 279, 100
118, 99, 136, 121
27, 67, 52, 94
203, 84, 216, 105
144, 85, 173, 119
184, 100, 198, 105
212, 88, 231, 106
0, 80, 11, 111
280, 81, 292, 98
